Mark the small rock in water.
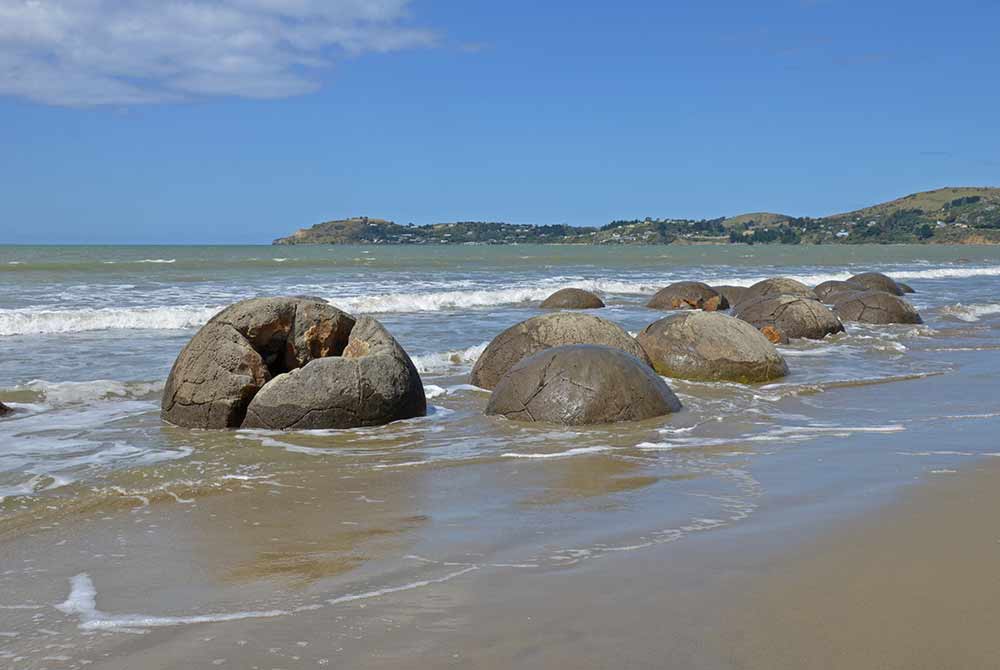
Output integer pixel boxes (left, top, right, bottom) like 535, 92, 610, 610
647, 281, 728, 311
0, 401, 12, 417
485, 344, 681, 425
540, 288, 605, 309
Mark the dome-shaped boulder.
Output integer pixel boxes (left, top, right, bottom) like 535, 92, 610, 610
242, 317, 426, 429
485, 345, 681, 425
637, 312, 788, 383
470, 312, 650, 390
742, 277, 817, 304
712, 285, 751, 308
540, 288, 605, 309
647, 282, 728, 311
832, 291, 923, 324
814, 280, 866, 304
735, 295, 845, 340
848, 272, 905, 296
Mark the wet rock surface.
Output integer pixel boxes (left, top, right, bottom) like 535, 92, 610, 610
647, 282, 728, 311
735, 295, 845, 340
485, 344, 682, 425
848, 272, 905, 296
470, 312, 650, 390
740, 277, 818, 305
637, 312, 789, 383
540, 288, 605, 309
833, 291, 924, 324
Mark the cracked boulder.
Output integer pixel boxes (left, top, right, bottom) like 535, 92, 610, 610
470, 312, 651, 390
162, 297, 423, 429
540, 288, 605, 309
637, 312, 788, 383
485, 345, 681, 425
814, 280, 866, 304
832, 291, 923, 324
848, 272, 905, 296
740, 277, 817, 305
712, 285, 751, 308
735, 295, 845, 340
242, 317, 426, 430
647, 282, 728, 311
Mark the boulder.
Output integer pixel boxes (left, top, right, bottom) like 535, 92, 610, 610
0, 401, 11, 417
470, 312, 651, 390
735, 295, 845, 340
637, 312, 788, 383
897, 281, 916, 294
485, 345, 681, 425
242, 317, 426, 430
848, 272, 905, 296
540, 288, 605, 309
814, 280, 866, 304
712, 285, 751, 308
832, 291, 923, 324
647, 281, 728, 311
162, 297, 376, 429
741, 277, 817, 304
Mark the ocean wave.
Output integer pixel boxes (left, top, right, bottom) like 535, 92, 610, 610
9, 379, 163, 406
501, 446, 611, 459
410, 342, 489, 374
0, 306, 222, 336
938, 302, 1000, 322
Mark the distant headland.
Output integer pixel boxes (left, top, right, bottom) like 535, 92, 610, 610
273, 187, 1000, 246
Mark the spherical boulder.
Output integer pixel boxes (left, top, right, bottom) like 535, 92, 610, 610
814, 280, 866, 304
712, 285, 751, 308
470, 312, 650, 390
735, 295, 845, 340
485, 345, 681, 425
832, 291, 923, 324
848, 272, 905, 296
742, 277, 818, 304
636, 312, 788, 383
540, 288, 605, 309
647, 282, 728, 311
242, 317, 426, 430
897, 281, 916, 294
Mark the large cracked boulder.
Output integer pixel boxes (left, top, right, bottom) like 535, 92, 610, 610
647, 281, 727, 311
242, 317, 426, 429
712, 285, 751, 308
636, 312, 788, 383
485, 345, 682, 425
161, 297, 424, 429
540, 288, 605, 309
832, 291, 923, 324
848, 272, 905, 296
470, 312, 650, 390
741, 277, 817, 305
814, 280, 866, 304
735, 295, 845, 340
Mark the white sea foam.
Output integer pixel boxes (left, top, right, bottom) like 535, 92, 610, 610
501, 446, 611, 459
410, 342, 489, 374
18, 379, 163, 405
133, 259, 176, 264
0, 306, 221, 336
939, 302, 1000, 322
57, 574, 287, 632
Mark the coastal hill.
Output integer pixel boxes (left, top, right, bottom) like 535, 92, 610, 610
273, 187, 1000, 245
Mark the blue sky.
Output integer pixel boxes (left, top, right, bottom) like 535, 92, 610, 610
1, 0, 998, 244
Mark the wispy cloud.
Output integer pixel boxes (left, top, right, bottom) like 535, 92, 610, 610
0, 0, 436, 106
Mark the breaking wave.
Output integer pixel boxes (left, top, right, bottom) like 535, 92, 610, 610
939, 302, 1000, 322
0, 306, 222, 336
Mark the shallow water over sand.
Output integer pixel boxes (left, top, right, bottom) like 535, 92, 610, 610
2, 244, 1000, 667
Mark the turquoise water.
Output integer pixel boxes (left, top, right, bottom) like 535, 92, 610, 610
2, 244, 1000, 661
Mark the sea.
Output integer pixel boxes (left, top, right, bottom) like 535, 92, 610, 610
2, 243, 1000, 667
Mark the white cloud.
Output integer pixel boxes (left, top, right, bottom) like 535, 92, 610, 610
0, 0, 435, 106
